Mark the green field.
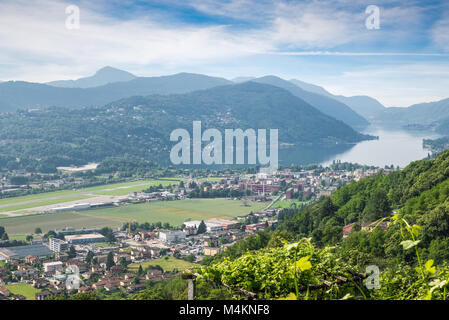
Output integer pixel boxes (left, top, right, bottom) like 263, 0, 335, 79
129, 256, 197, 273
0, 199, 267, 235
0, 211, 121, 235
2, 283, 41, 300
83, 199, 268, 225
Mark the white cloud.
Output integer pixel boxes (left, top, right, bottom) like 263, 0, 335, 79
432, 16, 449, 51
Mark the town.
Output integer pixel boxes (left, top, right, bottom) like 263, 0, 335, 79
0, 163, 387, 300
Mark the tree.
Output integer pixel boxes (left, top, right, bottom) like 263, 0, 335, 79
197, 220, 207, 234
363, 189, 391, 222
137, 265, 144, 276
184, 254, 196, 263
68, 246, 76, 258
119, 257, 129, 270
106, 252, 115, 270
34, 227, 42, 234
86, 251, 94, 265
26, 235, 33, 242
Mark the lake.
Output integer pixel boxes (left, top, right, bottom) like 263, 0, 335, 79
279, 127, 441, 168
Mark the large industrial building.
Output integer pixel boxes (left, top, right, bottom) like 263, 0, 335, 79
64, 233, 105, 244
0, 244, 53, 261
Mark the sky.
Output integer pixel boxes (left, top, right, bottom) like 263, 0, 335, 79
0, 0, 448, 107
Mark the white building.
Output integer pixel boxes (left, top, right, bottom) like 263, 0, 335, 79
158, 231, 186, 243
43, 261, 64, 273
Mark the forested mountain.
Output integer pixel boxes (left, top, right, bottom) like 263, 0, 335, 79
277, 149, 449, 267
0, 73, 231, 112
46, 66, 137, 88
0, 82, 371, 172
251, 76, 369, 129
289, 78, 386, 120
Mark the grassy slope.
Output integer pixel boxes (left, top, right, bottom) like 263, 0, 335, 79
128, 256, 197, 273
2, 283, 41, 300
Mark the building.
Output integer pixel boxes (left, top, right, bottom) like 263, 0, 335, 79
36, 291, 52, 301
0, 244, 53, 261
43, 261, 64, 273
361, 221, 390, 232
205, 219, 240, 230
158, 231, 186, 243
65, 233, 106, 244
342, 223, 356, 238
49, 238, 69, 252
245, 222, 267, 232
204, 247, 221, 256
25, 255, 41, 265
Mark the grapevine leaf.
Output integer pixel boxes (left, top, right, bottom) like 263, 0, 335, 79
400, 240, 420, 250
425, 259, 436, 275
296, 256, 312, 271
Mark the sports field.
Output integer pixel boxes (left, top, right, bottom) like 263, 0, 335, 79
0, 199, 268, 235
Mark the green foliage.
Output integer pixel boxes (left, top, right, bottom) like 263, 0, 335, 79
197, 240, 359, 299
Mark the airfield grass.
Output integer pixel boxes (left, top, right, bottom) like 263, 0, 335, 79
0, 196, 92, 213
128, 256, 197, 273
0, 199, 267, 235
83, 199, 268, 225
2, 283, 41, 300
0, 179, 182, 207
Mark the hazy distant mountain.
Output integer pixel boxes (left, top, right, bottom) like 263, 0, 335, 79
289, 79, 385, 120
373, 98, 449, 127
251, 76, 369, 129
0, 82, 372, 170
0, 73, 232, 112
231, 76, 256, 83
46, 66, 137, 88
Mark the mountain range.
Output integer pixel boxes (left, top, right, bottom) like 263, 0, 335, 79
0, 81, 372, 171
46, 66, 137, 88
1, 66, 449, 144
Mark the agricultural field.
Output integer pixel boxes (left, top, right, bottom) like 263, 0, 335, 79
2, 283, 41, 300
128, 256, 197, 273
0, 199, 268, 235
0, 211, 121, 235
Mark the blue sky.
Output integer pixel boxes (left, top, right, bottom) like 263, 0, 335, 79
0, 0, 448, 106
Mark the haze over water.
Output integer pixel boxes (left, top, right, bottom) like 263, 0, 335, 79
320, 127, 441, 168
